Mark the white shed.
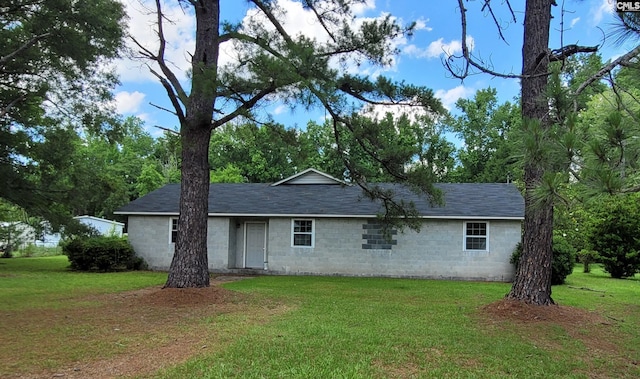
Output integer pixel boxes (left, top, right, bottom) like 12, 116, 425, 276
74, 216, 124, 237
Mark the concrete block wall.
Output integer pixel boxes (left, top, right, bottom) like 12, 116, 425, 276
207, 218, 231, 270
128, 215, 519, 281
265, 217, 519, 281
127, 216, 174, 270
128, 216, 231, 271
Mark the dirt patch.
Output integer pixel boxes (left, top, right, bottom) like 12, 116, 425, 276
479, 299, 623, 367
3, 277, 287, 379
481, 299, 608, 324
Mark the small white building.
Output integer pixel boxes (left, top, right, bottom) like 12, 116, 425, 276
74, 216, 124, 237
1, 216, 125, 249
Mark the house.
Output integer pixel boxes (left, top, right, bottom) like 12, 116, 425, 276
115, 169, 524, 281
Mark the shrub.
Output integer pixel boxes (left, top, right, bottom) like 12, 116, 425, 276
510, 234, 576, 285
550, 235, 576, 285
588, 194, 640, 279
62, 236, 146, 272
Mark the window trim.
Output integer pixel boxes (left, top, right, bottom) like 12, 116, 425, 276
463, 221, 489, 251
170, 217, 179, 244
291, 219, 315, 248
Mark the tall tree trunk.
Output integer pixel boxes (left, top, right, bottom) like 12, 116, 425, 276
165, 0, 220, 288
165, 126, 212, 288
507, 0, 555, 305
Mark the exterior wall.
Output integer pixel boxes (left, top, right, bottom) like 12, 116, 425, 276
127, 216, 233, 271
264, 218, 519, 281
207, 218, 231, 270
127, 216, 175, 270
128, 215, 520, 281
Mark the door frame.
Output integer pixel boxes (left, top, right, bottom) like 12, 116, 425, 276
243, 221, 267, 269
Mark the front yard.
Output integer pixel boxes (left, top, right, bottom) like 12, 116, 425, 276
1, 256, 638, 378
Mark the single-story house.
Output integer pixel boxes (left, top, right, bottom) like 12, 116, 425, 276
115, 169, 524, 281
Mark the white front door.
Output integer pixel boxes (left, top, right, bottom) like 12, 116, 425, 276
244, 222, 266, 269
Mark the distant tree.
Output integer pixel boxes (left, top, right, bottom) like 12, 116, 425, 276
137, 163, 167, 196
70, 117, 158, 218
209, 122, 305, 183
137, 0, 445, 287
588, 193, 640, 278
1, 0, 127, 229
448, 88, 521, 183
210, 163, 245, 183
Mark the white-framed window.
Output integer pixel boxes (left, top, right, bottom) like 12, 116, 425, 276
170, 217, 179, 244
291, 219, 314, 247
464, 221, 489, 251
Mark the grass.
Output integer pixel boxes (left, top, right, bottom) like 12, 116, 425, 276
1, 257, 639, 378
0, 255, 165, 310
157, 274, 640, 379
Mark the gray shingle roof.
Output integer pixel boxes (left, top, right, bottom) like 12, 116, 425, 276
115, 182, 524, 219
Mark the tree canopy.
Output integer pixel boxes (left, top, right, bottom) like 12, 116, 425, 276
1, 0, 127, 229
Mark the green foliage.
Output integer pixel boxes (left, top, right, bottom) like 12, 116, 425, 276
576, 249, 600, 273
511, 234, 575, 285
210, 163, 245, 183
62, 236, 146, 272
550, 234, 577, 285
588, 194, 640, 278
1, 0, 127, 229
448, 87, 521, 183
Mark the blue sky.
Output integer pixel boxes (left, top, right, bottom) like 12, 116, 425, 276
112, 0, 632, 137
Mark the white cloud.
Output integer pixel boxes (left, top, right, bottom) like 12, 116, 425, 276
116, 0, 196, 83
590, 0, 614, 25
113, 90, 146, 114
434, 85, 474, 110
414, 18, 433, 32
405, 36, 474, 59
570, 17, 580, 28
117, 0, 418, 85
351, 0, 376, 15
273, 104, 287, 115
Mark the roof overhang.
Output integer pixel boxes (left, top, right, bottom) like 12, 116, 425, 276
115, 211, 523, 221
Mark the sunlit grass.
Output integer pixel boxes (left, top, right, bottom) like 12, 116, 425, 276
156, 269, 640, 379
0, 255, 166, 310
2, 258, 638, 378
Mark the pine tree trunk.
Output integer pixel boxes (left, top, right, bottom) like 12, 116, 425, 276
506, 0, 555, 305
164, 0, 220, 288
165, 125, 211, 288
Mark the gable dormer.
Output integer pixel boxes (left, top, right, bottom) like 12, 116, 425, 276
271, 168, 348, 186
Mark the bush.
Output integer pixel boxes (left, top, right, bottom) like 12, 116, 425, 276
510, 234, 576, 285
62, 236, 147, 272
550, 235, 576, 285
588, 194, 640, 279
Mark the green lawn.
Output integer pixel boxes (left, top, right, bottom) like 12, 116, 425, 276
1, 257, 638, 378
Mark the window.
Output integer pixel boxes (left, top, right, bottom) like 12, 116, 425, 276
170, 218, 179, 243
292, 219, 314, 247
464, 222, 488, 251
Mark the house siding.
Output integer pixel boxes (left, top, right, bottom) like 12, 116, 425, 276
128, 215, 519, 281
264, 218, 518, 281
126, 216, 175, 270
